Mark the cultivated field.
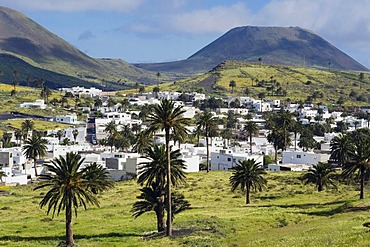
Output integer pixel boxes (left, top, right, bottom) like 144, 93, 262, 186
1, 171, 370, 246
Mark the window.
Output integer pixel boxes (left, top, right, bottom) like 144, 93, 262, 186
227, 158, 231, 162
297, 155, 301, 158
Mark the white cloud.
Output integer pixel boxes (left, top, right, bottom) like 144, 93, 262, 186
254, 0, 370, 63
1, 0, 144, 12
169, 3, 251, 33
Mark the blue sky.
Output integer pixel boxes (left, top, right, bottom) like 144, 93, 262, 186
1, 0, 370, 67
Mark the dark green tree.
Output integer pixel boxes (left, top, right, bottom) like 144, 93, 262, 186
146, 99, 189, 236
244, 121, 259, 154
229, 159, 267, 204
34, 153, 113, 246
300, 162, 337, 192
22, 135, 48, 177
137, 144, 186, 232
197, 110, 218, 172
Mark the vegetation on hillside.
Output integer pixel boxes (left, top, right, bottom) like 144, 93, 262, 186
139, 61, 370, 107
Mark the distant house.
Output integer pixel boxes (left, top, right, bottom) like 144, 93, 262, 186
267, 164, 309, 172
51, 114, 78, 124
282, 150, 330, 166
59, 86, 102, 97
211, 148, 264, 170
19, 99, 46, 109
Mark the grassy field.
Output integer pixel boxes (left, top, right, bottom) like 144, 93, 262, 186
1, 171, 370, 246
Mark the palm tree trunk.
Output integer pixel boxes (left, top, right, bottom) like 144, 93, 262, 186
318, 182, 323, 192
206, 132, 210, 173
246, 182, 251, 204
165, 128, 172, 237
156, 196, 165, 232
360, 166, 365, 199
33, 158, 38, 177
249, 134, 252, 154
66, 203, 74, 246
294, 132, 297, 151
274, 147, 278, 164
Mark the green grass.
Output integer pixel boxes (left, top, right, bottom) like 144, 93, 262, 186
1, 171, 370, 246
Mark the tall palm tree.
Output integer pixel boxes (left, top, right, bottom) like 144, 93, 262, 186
22, 135, 48, 177
56, 130, 64, 144
220, 128, 233, 148
21, 119, 34, 139
197, 110, 217, 172
300, 162, 337, 192
156, 72, 161, 88
267, 128, 286, 164
229, 159, 267, 204
137, 144, 186, 232
14, 130, 22, 146
146, 99, 189, 236
341, 129, 370, 199
105, 121, 117, 152
12, 69, 18, 92
244, 121, 259, 154
34, 152, 113, 246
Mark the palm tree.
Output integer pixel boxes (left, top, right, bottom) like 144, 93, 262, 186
12, 69, 18, 92
72, 129, 79, 144
146, 99, 189, 236
57, 130, 64, 144
0, 169, 6, 182
300, 162, 337, 192
105, 121, 117, 152
22, 135, 48, 177
2, 132, 13, 148
94, 98, 103, 110
229, 80, 236, 94
61, 138, 72, 146
131, 182, 190, 232
229, 159, 267, 204
257, 92, 265, 112
14, 130, 22, 146
21, 119, 34, 138
34, 152, 113, 246
153, 87, 160, 98
341, 129, 370, 199
267, 128, 285, 164
197, 110, 217, 172
156, 72, 161, 88
137, 144, 186, 232
40, 86, 52, 104
330, 134, 354, 166
133, 131, 153, 155
244, 121, 259, 154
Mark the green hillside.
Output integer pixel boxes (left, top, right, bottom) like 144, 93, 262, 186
0, 6, 157, 89
151, 61, 370, 106
1, 171, 370, 246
